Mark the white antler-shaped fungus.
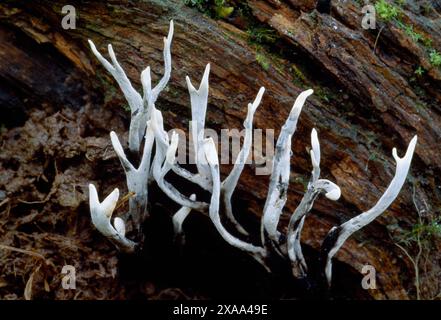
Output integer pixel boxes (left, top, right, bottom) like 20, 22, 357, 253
89, 184, 137, 253
321, 135, 417, 286
88, 20, 418, 289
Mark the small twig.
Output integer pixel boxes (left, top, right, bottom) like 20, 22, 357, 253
391, 184, 424, 300
373, 25, 385, 55
0, 244, 47, 262
17, 199, 49, 204
411, 184, 424, 300
0, 198, 9, 208
115, 191, 136, 211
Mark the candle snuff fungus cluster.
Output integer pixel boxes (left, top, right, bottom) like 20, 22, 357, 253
87, 20, 417, 286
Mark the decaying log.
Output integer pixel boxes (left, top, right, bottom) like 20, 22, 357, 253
1, 0, 440, 299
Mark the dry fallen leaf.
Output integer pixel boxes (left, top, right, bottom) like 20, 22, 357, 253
24, 271, 35, 300
44, 279, 50, 292
24, 265, 41, 300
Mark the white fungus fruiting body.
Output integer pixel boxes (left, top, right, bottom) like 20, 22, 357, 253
88, 20, 417, 287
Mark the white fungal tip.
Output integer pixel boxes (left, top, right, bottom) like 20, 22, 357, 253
304, 88, 314, 96
311, 128, 320, 166
102, 188, 120, 218
110, 131, 124, 156
249, 87, 265, 113
393, 135, 418, 163
186, 75, 196, 93
89, 184, 98, 206
406, 135, 417, 158
325, 187, 341, 201
113, 217, 126, 237
168, 20, 174, 36
200, 64, 211, 90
